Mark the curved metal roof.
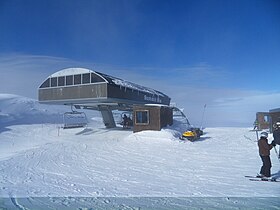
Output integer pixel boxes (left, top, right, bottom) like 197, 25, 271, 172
40, 67, 166, 97
50, 68, 93, 77
49, 67, 109, 83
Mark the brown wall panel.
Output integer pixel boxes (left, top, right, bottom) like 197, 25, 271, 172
39, 84, 107, 101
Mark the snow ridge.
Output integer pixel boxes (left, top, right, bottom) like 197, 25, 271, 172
0, 94, 65, 126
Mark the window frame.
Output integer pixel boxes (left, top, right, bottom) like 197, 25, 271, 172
91, 73, 105, 83
39, 78, 50, 88
82, 73, 90, 84
58, 76, 65, 86
135, 110, 149, 125
74, 74, 81, 85
50, 77, 58, 87
66, 75, 73, 86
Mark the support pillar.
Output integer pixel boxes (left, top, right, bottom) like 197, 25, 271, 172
98, 105, 116, 128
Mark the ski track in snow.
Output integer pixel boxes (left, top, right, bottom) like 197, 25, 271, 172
0, 125, 279, 200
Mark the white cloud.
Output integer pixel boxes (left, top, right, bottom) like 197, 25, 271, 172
205, 92, 280, 127
0, 54, 84, 98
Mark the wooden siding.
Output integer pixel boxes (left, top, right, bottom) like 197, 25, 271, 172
38, 83, 107, 102
256, 112, 270, 130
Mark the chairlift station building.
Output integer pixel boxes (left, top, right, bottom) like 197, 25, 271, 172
38, 68, 173, 132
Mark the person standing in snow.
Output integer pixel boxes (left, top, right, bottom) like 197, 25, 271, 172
272, 122, 280, 159
123, 114, 128, 129
257, 132, 276, 178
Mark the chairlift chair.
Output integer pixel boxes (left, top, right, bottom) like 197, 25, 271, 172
63, 107, 88, 129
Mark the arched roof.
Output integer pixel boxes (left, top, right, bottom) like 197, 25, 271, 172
50, 68, 93, 77
40, 67, 166, 96
49, 67, 108, 83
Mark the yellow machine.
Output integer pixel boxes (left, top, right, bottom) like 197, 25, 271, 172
180, 128, 203, 141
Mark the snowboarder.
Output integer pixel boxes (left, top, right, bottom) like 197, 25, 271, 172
272, 122, 280, 159
257, 131, 276, 178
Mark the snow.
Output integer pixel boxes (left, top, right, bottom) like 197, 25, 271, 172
112, 78, 165, 96
50, 68, 93, 77
0, 94, 279, 209
0, 94, 66, 126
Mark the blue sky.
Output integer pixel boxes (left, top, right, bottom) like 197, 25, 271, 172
0, 0, 280, 127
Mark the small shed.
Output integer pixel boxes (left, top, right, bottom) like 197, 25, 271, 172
133, 105, 173, 133
255, 109, 280, 132
255, 112, 270, 130
269, 108, 280, 132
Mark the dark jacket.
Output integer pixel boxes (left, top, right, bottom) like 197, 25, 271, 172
273, 128, 280, 145
258, 137, 273, 156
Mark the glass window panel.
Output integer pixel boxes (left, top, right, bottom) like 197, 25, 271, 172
40, 78, 50, 88
58, 76, 65, 86
74, 74, 81, 85
82, 73, 90, 84
135, 111, 149, 124
51, 77, 57, 87
66, 75, 73, 85
91, 73, 105, 83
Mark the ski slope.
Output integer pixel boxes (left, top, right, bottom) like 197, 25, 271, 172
0, 94, 279, 209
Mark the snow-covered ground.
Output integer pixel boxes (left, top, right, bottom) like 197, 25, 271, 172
0, 94, 279, 209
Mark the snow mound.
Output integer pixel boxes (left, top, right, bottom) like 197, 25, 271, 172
0, 94, 65, 126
